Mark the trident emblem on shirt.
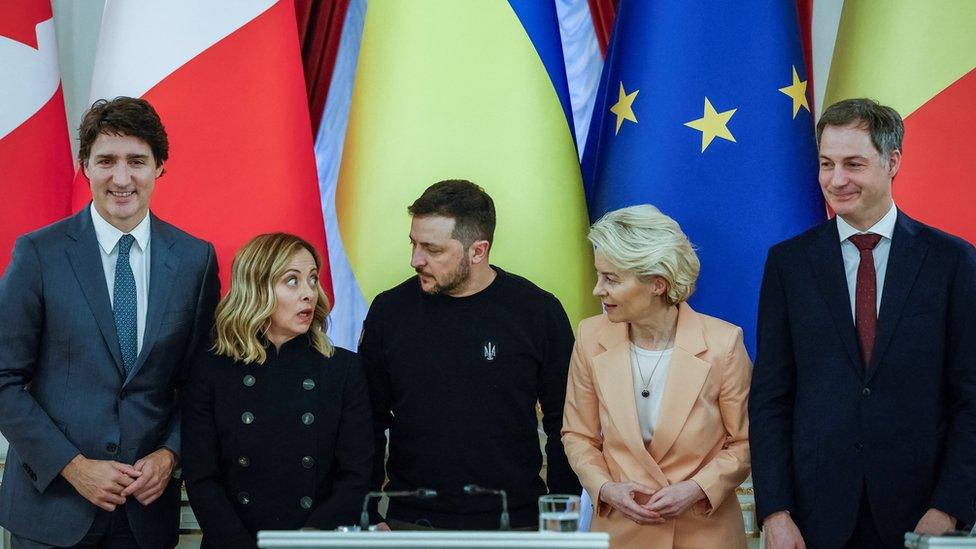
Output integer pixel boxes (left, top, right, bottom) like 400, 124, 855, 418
482, 342, 496, 362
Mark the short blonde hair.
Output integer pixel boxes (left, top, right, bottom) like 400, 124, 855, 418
588, 204, 700, 305
214, 233, 334, 364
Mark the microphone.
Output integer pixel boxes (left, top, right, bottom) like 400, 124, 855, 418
463, 484, 509, 531
358, 488, 438, 530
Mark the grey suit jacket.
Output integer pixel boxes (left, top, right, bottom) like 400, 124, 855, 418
0, 206, 219, 547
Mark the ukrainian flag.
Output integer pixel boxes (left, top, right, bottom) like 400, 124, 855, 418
336, 0, 598, 325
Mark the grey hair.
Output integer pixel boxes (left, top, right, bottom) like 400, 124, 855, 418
588, 204, 700, 305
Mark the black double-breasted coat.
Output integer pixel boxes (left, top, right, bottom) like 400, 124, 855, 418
182, 338, 372, 548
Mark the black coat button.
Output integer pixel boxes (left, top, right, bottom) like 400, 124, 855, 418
301, 456, 314, 469
238, 455, 250, 467
301, 412, 314, 425
106, 442, 118, 454
242, 412, 254, 424
300, 496, 313, 509
302, 378, 315, 390
855, 442, 864, 452
243, 375, 256, 387
862, 387, 871, 396
238, 492, 250, 505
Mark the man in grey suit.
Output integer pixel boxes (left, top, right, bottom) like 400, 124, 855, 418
0, 97, 220, 548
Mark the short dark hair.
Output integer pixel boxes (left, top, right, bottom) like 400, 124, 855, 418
816, 98, 904, 162
408, 179, 496, 246
78, 97, 169, 170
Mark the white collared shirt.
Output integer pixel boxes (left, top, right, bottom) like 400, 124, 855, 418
836, 203, 897, 320
630, 344, 672, 444
90, 204, 151, 354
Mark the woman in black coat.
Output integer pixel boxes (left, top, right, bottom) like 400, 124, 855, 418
182, 233, 372, 548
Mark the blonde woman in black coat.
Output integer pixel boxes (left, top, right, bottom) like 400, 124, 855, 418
182, 233, 372, 548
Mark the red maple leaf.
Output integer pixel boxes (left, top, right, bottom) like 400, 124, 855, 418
0, 0, 53, 50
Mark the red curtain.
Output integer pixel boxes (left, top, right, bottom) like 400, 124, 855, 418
587, 0, 617, 58
794, 0, 815, 116
294, 0, 350, 133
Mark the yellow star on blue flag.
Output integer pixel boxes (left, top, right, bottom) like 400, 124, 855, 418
779, 65, 810, 118
610, 82, 638, 135
684, 97, 737, 152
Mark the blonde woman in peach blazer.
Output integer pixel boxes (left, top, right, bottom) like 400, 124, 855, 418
562, 205, 752, 549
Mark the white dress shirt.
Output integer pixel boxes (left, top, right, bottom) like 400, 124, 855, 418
90, 204, 151, 354
630, 344, 673, 444
836, 203, 897, 320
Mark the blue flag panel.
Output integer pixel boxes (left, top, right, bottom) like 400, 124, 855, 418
581, 1, 825, 356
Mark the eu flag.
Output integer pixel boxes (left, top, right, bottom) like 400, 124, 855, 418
581, 1, 825, 356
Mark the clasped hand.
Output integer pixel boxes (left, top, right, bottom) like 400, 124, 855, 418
599, 479, 706, 525
62, 448, 177, 511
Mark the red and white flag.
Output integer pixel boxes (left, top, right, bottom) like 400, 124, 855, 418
73, 0, 332, 298
0, 0, 74, 275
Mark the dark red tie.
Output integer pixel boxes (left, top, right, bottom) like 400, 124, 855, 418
850, 233, 883, 369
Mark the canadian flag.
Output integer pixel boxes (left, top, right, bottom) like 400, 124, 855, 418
0, 0, 74, 275
72, 0, 332, 299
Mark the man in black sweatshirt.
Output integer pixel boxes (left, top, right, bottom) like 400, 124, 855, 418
359, 179, 581, 530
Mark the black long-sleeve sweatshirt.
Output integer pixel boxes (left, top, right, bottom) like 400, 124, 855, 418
359, 267, 581, 529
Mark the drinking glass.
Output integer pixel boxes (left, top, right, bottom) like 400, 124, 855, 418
538, 494, 581, 532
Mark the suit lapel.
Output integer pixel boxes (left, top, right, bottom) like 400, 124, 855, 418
591, 321, 669, 487
648, 303, 710, 462
124, 215, 179, 386
806, 218, 863, 377
867, 213, 927, 381
64, 208, 126, 376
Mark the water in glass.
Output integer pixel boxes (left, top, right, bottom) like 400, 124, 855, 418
538, 494, 581, 532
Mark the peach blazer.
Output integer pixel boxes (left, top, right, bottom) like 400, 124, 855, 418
562, 303, 752, 549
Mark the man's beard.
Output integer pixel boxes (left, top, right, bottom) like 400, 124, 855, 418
419, 255, 471, 295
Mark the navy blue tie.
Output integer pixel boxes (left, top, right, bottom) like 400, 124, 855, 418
113, 234, 137, 374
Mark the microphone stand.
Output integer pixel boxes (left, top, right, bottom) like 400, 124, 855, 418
359, 488, 438, 530
463, 484, 509, 531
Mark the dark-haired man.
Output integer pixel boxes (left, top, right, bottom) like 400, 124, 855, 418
750, 98, 976, 548
0, 97, 219, 548
360, 179, 580, 530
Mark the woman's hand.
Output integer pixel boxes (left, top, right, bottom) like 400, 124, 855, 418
599, 481, 664, 524
643, 480, 706, 518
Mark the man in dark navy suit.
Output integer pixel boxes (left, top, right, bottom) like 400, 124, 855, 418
0, 97, 219, 548
750, 98, 976, 548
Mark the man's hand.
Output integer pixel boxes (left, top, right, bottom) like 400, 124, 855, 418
643, 480, 706, 519
61, 455, 140, 512
120, 448, 177, 506
598, 481, 664, 524
764, 511, 806, 549
376, 522, 391, 531
914, 508, 956, 536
